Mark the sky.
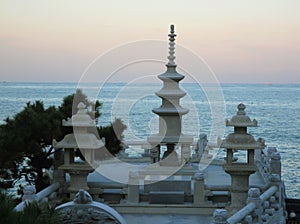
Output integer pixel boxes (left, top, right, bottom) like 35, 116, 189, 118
0, 0, 299, 83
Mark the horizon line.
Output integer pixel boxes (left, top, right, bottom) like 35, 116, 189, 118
1, 81, 300, 85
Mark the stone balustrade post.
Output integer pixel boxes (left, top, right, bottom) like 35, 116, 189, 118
269, 174, 282, 206
247, 188, 261, 223
267, 147, 277, 158
254, 149, 262, 164
193, 172, 205, 204
53, 149, 65, 186
244, 215, 253, 224
181, 144, 191, 164
213, 209, 228, 224
150, 145, 160, 163
270, 152, 281, 175
127, 171, 140, 204
22, 185, 38, 202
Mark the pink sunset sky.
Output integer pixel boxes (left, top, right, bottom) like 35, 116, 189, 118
0, 0, 299, 83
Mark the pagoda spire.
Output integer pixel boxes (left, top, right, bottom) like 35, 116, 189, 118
167, 24, 176, 66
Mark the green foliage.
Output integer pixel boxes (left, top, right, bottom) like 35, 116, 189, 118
0, 89, 126, 193
0, 191, 61, 224
15, 202, 61, 224
98, 118, 127, 156
0, 191, 17, 223
0, 101, 61, 191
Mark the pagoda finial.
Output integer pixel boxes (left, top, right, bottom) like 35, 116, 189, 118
167, 24, 176, 66
237, 103, 246, 115
77, 102, 86, 114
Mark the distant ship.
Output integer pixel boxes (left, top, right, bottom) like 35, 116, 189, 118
264, 82, 273, 86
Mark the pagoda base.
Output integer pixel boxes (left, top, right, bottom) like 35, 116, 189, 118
147, 134, 193, 164
223, 164, 257, 215
59, 163, 94, 198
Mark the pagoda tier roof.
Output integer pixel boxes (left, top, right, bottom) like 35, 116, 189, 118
158, 69, 185, 82
220, 103, 265, 149
155, 89, 186, 98
219, 140, 265, 150
226, 103, 257, 127
152, 107, 189, 116
63, 102, 96, 127
53, 133, 105, 149
219, 134, 265, 149
63, 117, 95, 127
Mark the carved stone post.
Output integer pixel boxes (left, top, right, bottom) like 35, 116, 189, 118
22, 185, 37, 201
193, 172, 205, 204
213, 209, 228, 224
150, 145, 160, 163
181, 144, 191, 164
197, 134, 208, 159
267, 147, 277, 158
68, 169, 91, 199
247, 188, 261, 223
127, 171, 140, 204
53, 149, 65, 186
269, 174, 282, 206
270, 152, 281, 175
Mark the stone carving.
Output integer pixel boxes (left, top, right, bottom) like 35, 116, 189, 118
56, 190, 126, 224
213, 209, 228, 224
248, 188, 260, 199
150, 147, 159, 158
193, 172, 205, 181
74, 189, 93, 204
160, 144, 180, 166
59, 206, 119, 224
128, 171, 139, 180
245, 215, 253, 223
269, 173, 281, 182
267, 147, 277, 156
22, 185, 37, 201
197, 134, 208, 158
270, 152, 281, 160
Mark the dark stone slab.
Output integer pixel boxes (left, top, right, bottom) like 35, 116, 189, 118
149, 191, 184, 204
144, 175, 191, 194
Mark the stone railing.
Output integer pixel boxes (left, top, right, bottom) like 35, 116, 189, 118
228, 186, 279, 223
123, 138, 216, 161
212, 184, 285, 223
15, 182, 60, 212
126, 171, 231, 205
212, 147, 286, 224
123, 140, 198, 158
256, 147, 281, 185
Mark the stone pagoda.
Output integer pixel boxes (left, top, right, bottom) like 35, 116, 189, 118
147, 25, 193, 166
219, 103, 265, 213
53, 102, 105, 198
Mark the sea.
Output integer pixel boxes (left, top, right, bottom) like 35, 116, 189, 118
0, 82, 299, 198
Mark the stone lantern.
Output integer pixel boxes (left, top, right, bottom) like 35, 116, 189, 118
53, 102, 105, 198
147, 25, 193, 166
219, 103, 265, 213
